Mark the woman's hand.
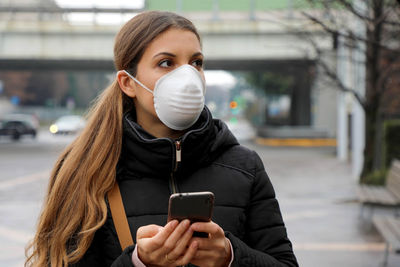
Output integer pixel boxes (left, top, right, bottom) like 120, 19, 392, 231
136, 220, 198, 267
189, 221, 232, 267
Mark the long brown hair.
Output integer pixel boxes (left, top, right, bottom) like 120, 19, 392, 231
25, 11, 200, 267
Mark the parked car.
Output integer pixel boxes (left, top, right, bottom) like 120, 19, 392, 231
49, 115, 86, 135
0, 114, 39, 141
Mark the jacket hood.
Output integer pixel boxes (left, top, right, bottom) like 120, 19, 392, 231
118, 106, 238, 180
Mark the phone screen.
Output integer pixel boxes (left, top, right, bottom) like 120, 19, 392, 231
168, 192, 214, 222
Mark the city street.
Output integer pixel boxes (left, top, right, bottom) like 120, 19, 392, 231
0, 130, 399, 266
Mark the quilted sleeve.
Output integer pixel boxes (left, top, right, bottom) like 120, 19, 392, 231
227, 151, 298, 267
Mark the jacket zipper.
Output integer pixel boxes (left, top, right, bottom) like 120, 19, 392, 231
170, 141, 185, 267
169, 140, 181, 194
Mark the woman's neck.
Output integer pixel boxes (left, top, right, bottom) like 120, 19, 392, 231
136, 112, 185, 140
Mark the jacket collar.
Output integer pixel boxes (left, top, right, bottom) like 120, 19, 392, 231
118, 107, 238, 180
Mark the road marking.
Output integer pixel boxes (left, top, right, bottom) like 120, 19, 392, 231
0, 170, 49, 190
256, 138, 337, 147
294, 242, 386, 251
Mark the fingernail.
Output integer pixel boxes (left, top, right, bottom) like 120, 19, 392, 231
170, 220, 178, 228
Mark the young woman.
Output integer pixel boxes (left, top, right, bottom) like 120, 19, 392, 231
26, 11, 298, 267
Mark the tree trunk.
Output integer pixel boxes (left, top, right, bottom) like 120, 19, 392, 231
360, 0, 384, 182
361, 103, 379, 181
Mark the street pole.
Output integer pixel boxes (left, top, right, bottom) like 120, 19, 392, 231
351, 0, 367, 178
337, 32, 349, 161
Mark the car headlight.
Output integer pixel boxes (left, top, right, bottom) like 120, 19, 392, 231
49, 124, 58, 134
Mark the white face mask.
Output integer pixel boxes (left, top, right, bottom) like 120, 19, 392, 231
123, 64, 206, 130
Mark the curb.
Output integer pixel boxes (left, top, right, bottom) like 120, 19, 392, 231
255, 138, 337, 147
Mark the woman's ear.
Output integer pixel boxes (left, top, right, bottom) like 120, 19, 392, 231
117, 71, 137, 98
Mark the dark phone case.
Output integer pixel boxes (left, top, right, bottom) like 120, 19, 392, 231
167, 192, 214, 237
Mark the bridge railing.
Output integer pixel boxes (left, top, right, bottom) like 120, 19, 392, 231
0, 0, 312, 23
171, 0, 305, 20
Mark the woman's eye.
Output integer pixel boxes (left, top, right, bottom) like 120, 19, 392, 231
191, 59, 203, 68
158, 59, 173, 68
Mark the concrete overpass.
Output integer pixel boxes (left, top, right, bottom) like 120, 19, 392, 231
0, 10, 332, 71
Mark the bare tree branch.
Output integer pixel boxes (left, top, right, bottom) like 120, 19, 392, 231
296, 30, 367, 109
306, 0, 400, 27
319, 58, 367, 109
336, 0, 400, 27
377, 53, 400, 94
301, 11, 399, 53
303, 0, 400, 177
300, 0, 398, 111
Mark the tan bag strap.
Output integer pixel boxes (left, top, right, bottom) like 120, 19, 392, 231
108, 182, 134, 251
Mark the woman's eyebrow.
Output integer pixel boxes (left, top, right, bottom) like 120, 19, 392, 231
153, 52, 203, 58
192, 52, 203, 57
153, 52, 176, 58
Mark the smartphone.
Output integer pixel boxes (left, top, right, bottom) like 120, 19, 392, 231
167, 191, 214, 237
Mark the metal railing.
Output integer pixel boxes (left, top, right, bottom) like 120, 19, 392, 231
0, 0, 299, 21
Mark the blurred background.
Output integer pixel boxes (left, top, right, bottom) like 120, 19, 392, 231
0, 0, 399, 266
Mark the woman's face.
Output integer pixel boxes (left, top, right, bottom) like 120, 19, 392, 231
123, 28, 204, 134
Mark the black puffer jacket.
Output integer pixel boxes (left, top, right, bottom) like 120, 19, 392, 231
72, 107, 298, 267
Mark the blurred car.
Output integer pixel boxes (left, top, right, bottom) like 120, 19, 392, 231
0, 114, 39, 141
49, 115, 86, 135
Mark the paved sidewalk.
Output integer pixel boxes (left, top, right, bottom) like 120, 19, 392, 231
244, 142, 400, 267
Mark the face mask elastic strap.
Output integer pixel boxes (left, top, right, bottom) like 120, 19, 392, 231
122, 70, 153, 95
